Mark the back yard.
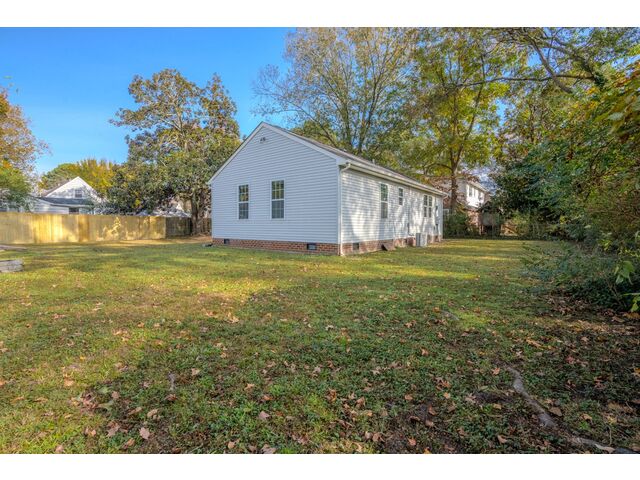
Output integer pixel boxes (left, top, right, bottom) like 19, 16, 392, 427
0, 239, 637, 453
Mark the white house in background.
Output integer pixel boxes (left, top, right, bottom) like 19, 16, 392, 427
209, 123, 445, 255
33, 176, 102, 214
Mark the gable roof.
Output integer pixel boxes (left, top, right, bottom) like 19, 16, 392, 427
210, 123, 445, 196
42, 176, 98, 197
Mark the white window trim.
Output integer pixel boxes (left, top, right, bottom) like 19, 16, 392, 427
270, 179, 285, 220
398, 187, 404, 206
238, 183, 249, 220
380, 183, 389, 220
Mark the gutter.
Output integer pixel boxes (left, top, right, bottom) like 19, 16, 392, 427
341, 162, 446, 197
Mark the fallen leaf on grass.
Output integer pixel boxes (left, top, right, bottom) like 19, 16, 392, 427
111, 391, 120, 400
497, 434, 508, 444
407, 438, 417, 447
326, 389, 337, 402
121, 438, 135, 450
261, 445, 277, 454
258, 411, 270, 421
106, 423, 120, 437
139, 427, 151, 440
63, 379, 74, 387
227, 441, 236, 450
492, 367, 501, 376
404, 394, 413, 401
54, 445, 64, 454
147, 408, 159, 419
127, 406, 142, 416
548, 406, 563, 417
191, 368, 201, 377
165, 394, 177, 402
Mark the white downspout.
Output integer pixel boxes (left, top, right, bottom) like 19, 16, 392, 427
337, 162, 352, 256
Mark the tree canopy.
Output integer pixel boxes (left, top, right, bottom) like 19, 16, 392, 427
108, 69, 240, 230
39, 158, 116, 196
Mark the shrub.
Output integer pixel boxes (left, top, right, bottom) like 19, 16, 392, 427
524, 243, 640, 311
444, 211, 476, 237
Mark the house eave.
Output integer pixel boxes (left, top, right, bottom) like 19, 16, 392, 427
340, 162, 446, 197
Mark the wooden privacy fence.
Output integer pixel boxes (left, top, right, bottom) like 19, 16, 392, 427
0, 212, 192, 244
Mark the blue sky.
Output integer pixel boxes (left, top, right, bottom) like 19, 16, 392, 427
0, 28, 291, 173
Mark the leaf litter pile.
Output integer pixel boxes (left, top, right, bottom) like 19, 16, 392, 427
0, 238, 638, 453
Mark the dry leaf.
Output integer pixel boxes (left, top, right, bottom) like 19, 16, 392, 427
122, 438, 135, 449
407, 438, 417, 447
191, 368, 201, 377
548, 406, 563, 417
262, 446, 277, 454
139, 427, 151, 440
326, 389, 337, 402
258, 411, 270, 421
165, 394, 177, 402
147, 408, 159, 419
404, 394, 413, 401
111, 391, 120, 400
497, 434, 508, 444
54, 445, 64, 454
492, 367, 501, 376
227, 441, 236, 450
63, 379, 74, 387
106, 423, 120, 437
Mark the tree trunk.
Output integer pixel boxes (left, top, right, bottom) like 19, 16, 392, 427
190, 196, 200, 235
449, 175, 458, 212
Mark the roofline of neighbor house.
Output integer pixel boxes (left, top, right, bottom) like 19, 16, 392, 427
209, 122, 446, 196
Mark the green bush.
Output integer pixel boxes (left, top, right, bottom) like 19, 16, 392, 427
524, 243, 640, 311
444, 211, 476, 237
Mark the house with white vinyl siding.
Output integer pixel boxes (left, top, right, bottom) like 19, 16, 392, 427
209, 123, 445, 255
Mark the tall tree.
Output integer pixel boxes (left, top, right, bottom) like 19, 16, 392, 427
110, 69, 240, 231
463, 28, 640, 93
405, 28, 512, 210
39, 158, 116, 196
1, 88, 48, 207
254, 28, 415, 161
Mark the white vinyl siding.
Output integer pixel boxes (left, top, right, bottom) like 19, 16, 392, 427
340, 169, 441, 244
211, 125, 339, 243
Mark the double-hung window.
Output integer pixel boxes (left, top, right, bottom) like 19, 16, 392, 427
398, 187, 404, 206
74, 188, 83, 199
271, 180, 285, 219
238, 184, 249, 219
380, 184, 389, 219
423, 195, 428, 217
428, 195, 433, 218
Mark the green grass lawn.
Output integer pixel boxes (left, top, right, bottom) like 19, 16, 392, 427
0, 239, 638, 453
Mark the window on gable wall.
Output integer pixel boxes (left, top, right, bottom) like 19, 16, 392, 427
428, 195, 433, 218
74, 188, 83, 199
271, 180, 284, 219
380, 184, 388, 219
398, 187, 404, 206
238, 184, 249, 219
423, 195, 428, 217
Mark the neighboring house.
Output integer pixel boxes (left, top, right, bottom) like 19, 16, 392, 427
1, 176, 101, 214
32, 176, 102, 214
209, 123, 445, 255
429, 176, 490, 228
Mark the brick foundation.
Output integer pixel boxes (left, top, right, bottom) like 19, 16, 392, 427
340, 237, 412, 255
212, 235, 443, 256
211, 237, 340, 255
